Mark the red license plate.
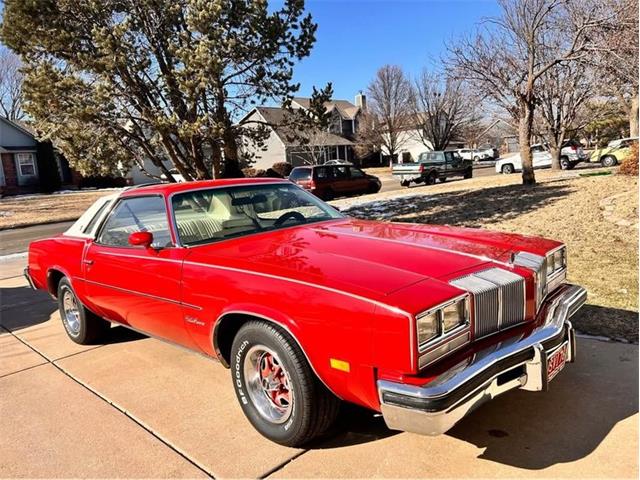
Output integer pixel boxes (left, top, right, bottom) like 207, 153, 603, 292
547, 343, 568, 382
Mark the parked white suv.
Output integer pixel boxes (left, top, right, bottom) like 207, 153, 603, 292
496, 141, 587, 174
457, 146, 498, 162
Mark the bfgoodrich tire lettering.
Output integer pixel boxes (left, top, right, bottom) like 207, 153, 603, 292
231, 321, 340, 447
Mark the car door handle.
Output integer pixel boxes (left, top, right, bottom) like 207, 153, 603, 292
83, 260, 94, 265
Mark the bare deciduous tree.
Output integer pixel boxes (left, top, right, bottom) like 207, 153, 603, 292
537, 62, 592, 169
448, 0, 614, 185
590, 0, 639, 137
0, 47, 24, 121
289, 129, 334, 165
366, 65, 413, 164
413, 70, 481, 150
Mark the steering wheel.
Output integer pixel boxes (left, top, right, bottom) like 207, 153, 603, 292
274, 211, 306, 227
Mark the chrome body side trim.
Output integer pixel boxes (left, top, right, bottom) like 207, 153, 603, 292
80, 278, 202, 311
377, 283, 586, 436
182, 259, 416, 367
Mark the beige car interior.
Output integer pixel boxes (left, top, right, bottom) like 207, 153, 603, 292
175, 191, 267, 244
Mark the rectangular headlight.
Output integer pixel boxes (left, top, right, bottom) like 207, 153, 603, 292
547, 246, 566, 277
417, 311, 439, 345
442, 299, 467, 333
554, 249, 566, 270
417, 296, 469, 350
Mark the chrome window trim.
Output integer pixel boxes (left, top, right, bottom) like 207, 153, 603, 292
93, 193, 176, 248
417, 294, 470, 354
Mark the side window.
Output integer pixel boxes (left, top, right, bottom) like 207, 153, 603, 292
315, 167, 330, 179
350, 167, 365, 178
334, 166, 349, 179
83, 200, 110, 234
98, 196, 172, 248
531, 145, 544, 153
444, 151, 454, 163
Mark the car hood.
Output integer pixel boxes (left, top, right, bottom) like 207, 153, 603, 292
184, 219, 559, 302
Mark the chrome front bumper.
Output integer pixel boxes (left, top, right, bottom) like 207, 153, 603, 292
378, 284, 586, 436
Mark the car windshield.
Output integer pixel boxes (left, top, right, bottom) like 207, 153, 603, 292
171, 183, 343, 246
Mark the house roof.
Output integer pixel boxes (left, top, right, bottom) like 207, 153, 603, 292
292, 97, 360, 120
252, 107, 354, 147
0, 116, 37, 140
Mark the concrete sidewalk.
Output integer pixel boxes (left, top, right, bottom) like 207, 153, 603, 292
1, 257, 637, 478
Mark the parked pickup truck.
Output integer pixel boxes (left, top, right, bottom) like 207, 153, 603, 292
393, 150, 473, 187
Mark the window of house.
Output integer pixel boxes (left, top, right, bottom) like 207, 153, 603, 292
0, 161, 5, 186
16, 153, 37, 177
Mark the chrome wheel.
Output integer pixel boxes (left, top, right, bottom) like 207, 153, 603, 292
243, 345, 293, 424
62, 289, 81, 336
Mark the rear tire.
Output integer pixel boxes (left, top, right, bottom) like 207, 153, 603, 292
601, 155, 617, 167
230, 321, 340, 447
501, 164, 515, 174
57, 277, 110, 345
560, 156, 571, 170
323, 189, 335, 201
463, 167, 473, 179
425, 172, 437, 185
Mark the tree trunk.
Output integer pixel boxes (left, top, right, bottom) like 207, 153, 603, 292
221, 128, 244, 178
550, 146, 561, 170
518, 101, 536, 186
630, 94, 639, 137
211, 144, 223, 179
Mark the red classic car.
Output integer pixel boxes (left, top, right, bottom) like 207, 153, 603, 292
24, 178, 586, 446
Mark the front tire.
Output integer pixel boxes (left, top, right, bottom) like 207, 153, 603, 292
501, 163, 515, 174
322, 188, 335, 201
231, 321, 340, 447
601, 155, 617, 167
57, 277, 110, 344
424, 172, 437, 185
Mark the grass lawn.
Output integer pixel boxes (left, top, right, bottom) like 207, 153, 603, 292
0, 190, 118, 230
335, 168, 639, 342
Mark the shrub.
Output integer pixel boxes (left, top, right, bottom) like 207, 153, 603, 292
619, 141, 639, 176
241, 167, 267, 177
79, 175, 128, 188
270, 162, 293, 178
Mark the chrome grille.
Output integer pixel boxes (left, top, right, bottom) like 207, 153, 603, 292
450, 268, 526, 338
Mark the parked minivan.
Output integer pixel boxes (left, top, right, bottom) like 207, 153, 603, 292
289, 164, 381, 200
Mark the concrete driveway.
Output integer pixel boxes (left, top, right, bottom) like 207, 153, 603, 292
1, 257, 637, 478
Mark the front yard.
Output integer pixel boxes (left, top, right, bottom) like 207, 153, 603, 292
0, 189, 118, 230
335, 169, 639, 343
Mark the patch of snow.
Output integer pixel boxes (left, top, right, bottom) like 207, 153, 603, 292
0, 252, 27, 262
0, 211, 14, 217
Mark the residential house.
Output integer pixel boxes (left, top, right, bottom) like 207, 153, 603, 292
381, 113, 466, 164
238, 94, 366, 170
0, 116, 80, 195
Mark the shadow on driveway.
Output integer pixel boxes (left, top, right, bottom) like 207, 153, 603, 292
447, 331, 638, 469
